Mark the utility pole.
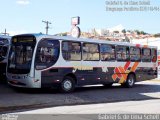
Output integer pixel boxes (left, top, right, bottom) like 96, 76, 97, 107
42, 20, 52, 34
1, 29, 9, 36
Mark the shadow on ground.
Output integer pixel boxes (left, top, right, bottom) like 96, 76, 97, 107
0, 80, 160, 113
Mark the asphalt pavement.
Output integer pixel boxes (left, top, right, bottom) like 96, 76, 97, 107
0, 79, 160, 114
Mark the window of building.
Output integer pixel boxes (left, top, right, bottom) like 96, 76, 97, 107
116, 46, 129, 61
142, 48, 151, 62
130, 47, 141, 62
62, 41, 81, 61
100, 44, 115, 61
83, 43, 99, 61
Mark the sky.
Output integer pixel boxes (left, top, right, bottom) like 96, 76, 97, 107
0, 0, 160, 35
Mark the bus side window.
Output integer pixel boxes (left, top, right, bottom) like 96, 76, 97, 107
100, 44, 115, 61
130, 47, 141, 62
83, 43, 99, 61
62, 41, 81, 61
116, 46, 129, 61
142, 48, 151, 62
152, 49, 157, 62
35, 40, 60, 70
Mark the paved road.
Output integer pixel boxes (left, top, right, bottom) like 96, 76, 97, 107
7, 99, 160, 120
16, 99, 160, 114
0, 79, 160, 114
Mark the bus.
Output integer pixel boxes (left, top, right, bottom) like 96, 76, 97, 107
0, 35, 11, 79
6, 34, 157, 92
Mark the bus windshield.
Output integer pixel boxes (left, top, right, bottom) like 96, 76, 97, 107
7, 36, 36, 74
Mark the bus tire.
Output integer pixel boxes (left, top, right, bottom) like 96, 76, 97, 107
60, 76, 75, 93
122, 74, 135, 88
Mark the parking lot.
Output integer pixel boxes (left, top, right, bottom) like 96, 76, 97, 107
0, 79, 160, 113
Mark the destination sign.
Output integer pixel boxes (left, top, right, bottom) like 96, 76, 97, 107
12, 36, 35, 43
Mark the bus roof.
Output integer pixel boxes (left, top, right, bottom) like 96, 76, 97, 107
0, 35, 11, 39
13, 33, 157, 49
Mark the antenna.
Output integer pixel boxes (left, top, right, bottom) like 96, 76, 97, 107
42, 20, 52, 34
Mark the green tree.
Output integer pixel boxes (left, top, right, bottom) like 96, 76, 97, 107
127, 30, 131, 33
122, 29, 126, 34
113, 31, 119, 33
154, 33, 160, 37
134, 30, 140, 35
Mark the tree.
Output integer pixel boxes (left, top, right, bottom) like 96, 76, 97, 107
134, 30, 140, 35
113, 31, 119, 33
140, 31, 147, 35
127, 30, 131, 33
134, 30, 147, 35
122, 29, 126, 34
154, 33, 160, 37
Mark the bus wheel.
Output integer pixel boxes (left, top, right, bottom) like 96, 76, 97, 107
60, 76, 75, 93
123, 74, 135, 88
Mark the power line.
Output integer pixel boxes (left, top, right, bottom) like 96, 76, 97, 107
42, 20, 52, 34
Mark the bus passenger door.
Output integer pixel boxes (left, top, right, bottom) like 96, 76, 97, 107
34, 39, 60, 88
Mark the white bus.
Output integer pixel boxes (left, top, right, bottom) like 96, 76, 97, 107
6, 34, 157, 92
0, 35, 11, 79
